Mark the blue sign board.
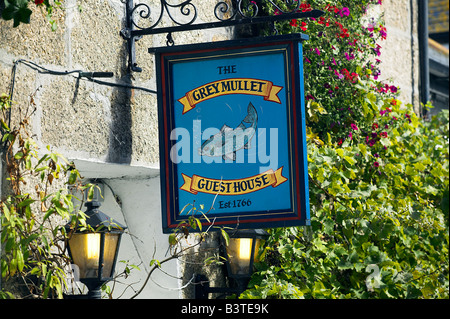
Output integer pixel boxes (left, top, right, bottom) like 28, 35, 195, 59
154, 34, 310, 233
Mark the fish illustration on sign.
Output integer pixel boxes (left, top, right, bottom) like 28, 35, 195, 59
199, 102, 258, 161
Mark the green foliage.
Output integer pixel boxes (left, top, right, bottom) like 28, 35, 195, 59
1, 0, 63, 30
1, 0, 32, 27
1, 92, 87, 298
241, 0, 449, 299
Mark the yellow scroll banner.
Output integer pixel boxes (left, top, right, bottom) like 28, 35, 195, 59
178, 78, 283, 114
180, 167, 288, 196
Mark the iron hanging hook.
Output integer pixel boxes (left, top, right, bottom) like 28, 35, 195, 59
166, 32, 175, 46
271, 21, 279, 35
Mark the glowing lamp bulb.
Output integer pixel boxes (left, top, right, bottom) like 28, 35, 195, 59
238, 238, 252, 260
86, 233, 100, 260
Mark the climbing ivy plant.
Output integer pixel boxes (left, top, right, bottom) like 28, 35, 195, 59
0, 92, 90, 298
240, 0, 449, 299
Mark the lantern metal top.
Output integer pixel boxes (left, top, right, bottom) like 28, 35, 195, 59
65, 200, 127, 234
226, 228, 270, 240
81, 201, 127, 233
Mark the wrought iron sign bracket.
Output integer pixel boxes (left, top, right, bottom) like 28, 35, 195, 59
120, 0, 323, 72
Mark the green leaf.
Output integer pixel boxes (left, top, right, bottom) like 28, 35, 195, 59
16, 249, 24, 272
168, 233, 178, 246
9, 256, 17, 276
17, 198, 36, 209
221, 228, 230, 246
25, 156, 32, 170
316, 167, 326, 183
405, 165, 417, 176
14, 151, 24, 160
195, 218, 202, 231
2, 203, 11, 221
87, 185, 95, 200
1, 119, 10, 131
150, 259, 161, 268
358, 143, 368, 156
344, 156, 356, 165
68, 170, 78, 185
2, 0, 32, 27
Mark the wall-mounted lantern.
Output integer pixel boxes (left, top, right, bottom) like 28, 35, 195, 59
195, 229, 269, 299
65, 183, 126, 299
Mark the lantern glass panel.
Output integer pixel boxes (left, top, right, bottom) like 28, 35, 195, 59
69, 233, 100, 279
227, 237, 262, 276
102, 233, 119, 278
68, 232, 120, 279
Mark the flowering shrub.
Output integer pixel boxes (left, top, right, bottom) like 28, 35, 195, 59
268, 0, 398, 144
242, 0, 449, 299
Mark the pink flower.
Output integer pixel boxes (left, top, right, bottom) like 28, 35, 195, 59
373, 44, 382, 56
345, 52, 354, 60
339, 7, 350, 17
373, 161, 380, 167
348, 132, 353, 139
350, 123, 358, 130
380, 132, 388, 138
315, 48, 321, 55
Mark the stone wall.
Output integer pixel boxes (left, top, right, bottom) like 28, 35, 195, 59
369, 0, 421, 113
0, 0, 233, 165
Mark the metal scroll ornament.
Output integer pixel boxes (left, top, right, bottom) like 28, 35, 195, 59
121, 0, 323, 71
127, 0, 197, 30
214, 0, 304, 21
127, 0, 309, 31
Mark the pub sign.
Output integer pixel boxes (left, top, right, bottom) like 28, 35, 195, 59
154, 34, 310, 233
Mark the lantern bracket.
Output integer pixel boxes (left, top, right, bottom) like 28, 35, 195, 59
194, 274, 246, 299
194, 229, 269, 299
